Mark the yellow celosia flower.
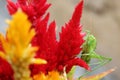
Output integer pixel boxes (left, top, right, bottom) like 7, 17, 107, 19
33, 71, 62, 80
0, 9, 46, 80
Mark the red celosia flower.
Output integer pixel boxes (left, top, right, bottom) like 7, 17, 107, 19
7, 0, 89, 76
30, 0, 89, 75
7, 0, 51, 22
0, 58, 14, 80
56, 0, 89, 72
30, 14, 58, 76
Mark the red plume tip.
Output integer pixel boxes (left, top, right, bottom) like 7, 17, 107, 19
71, 0, 84, 24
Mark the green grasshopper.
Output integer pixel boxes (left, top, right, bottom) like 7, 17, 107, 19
79, 31, 112, 78
67, 31, 111, 80
81, 31, 97, 63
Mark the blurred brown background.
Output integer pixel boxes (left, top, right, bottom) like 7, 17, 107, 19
0, 0, 120, 80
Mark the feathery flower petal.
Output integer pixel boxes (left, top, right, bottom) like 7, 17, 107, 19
30, 16, 58, 75
33, 71, 61, 80
56, 0, 89, 72
7, 0, 51, 22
